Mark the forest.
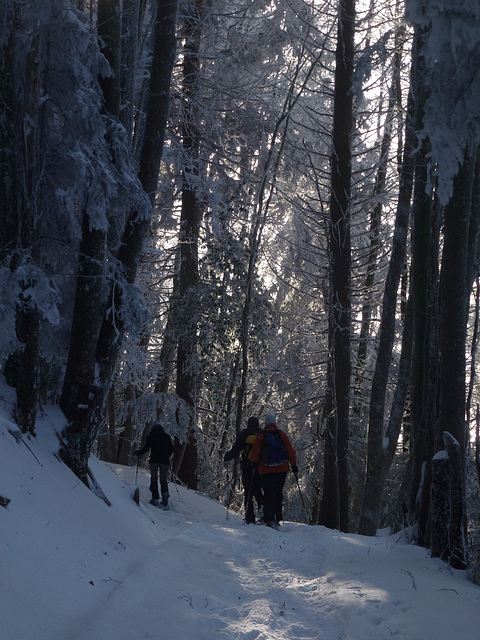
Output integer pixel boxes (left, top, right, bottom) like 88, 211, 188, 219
1, 0, 480, 578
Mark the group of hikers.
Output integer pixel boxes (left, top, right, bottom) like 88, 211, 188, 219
224, 414, 297, 529
135, 413, 297, 528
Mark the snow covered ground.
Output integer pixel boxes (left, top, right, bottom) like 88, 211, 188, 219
1, 385, 480, 640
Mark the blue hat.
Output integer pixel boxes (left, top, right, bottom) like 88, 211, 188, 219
265, 413, 276, 427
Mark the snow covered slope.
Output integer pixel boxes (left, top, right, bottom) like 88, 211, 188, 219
1, 393, 480, 640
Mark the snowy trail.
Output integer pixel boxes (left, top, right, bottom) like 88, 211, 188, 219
3, 417, 480, 640
67, 464, 480, 640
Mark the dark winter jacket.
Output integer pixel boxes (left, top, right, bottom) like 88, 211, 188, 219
224, 417, 261, 468
137, 424, 174, 465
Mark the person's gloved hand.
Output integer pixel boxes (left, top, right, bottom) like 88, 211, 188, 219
291, 464, 299, 475
134, 450, 140, 457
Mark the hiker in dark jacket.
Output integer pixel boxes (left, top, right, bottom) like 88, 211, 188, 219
135, 421, 174, 507
224, 416, 264, 524
250, 413, 297, 529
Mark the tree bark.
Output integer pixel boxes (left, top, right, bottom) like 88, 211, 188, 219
407, 27, 433, 525
465, 150, 480, 429
318, 0, 355, 533
0, 4, 17, 260
59, 213, 107, 480
14, 31, 42, 436
172, 0, 205, 489
433, 149, 475, 568
431, 433, 467, 569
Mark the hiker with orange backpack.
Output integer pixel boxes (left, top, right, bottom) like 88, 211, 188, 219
250, 413, 297, 529
224, 416, 264, 524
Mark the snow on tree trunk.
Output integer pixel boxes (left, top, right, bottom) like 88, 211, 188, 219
431, 433, 467, 569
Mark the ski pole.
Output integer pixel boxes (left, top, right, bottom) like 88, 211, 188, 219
244, 469, 256, 524
225, 464, 230, 519
171, 469, 182, 501
135, 457, 139, 485
294, 471, 309, 524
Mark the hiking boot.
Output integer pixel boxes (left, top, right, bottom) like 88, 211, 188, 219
149, 498, 160, 506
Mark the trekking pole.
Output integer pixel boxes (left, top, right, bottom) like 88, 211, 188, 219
294, 471, 309, 525
225, 464, 230, 519
244, 471, 255, 524
171, 469, 182, 501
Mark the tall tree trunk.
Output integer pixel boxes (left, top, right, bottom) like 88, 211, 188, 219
434, 149, 476, 568
318, 0, 355, 533
358, 49, 416, 535
172, 0, 205, 489
14, 31, 42, 436
416, 195, 441, 546
59, 212, 107, 479
465, 151, 480, 431
476, 405, 480, 486
407, 27, 433, 527
0, 4, 17, 261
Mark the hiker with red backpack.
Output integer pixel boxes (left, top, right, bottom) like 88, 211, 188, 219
250, 413, 298, 529
224, 416, 264, 524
